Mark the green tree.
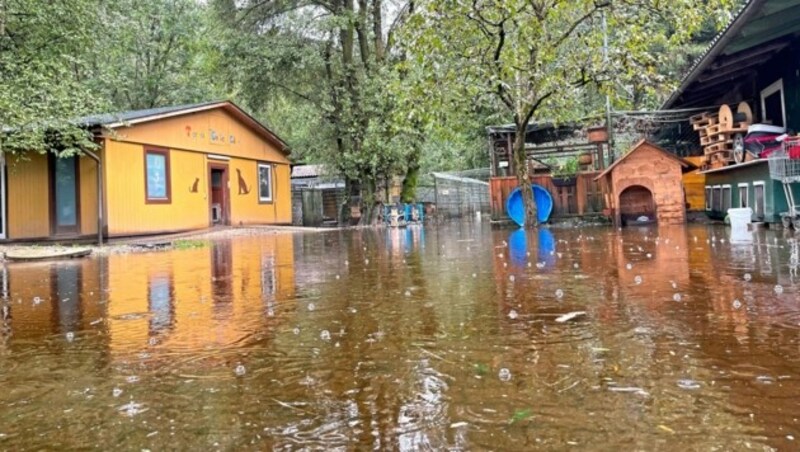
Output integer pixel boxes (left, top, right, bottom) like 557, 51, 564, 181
0, 0, 107, 156
89, 0, 225, 110
401, 0, 736, 227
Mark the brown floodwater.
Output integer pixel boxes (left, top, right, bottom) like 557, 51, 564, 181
1, 223, 799, 450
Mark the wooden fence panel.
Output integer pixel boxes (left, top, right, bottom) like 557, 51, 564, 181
490, 172, 607, 221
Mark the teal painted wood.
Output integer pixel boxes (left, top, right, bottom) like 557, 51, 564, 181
703, 161, 800, 223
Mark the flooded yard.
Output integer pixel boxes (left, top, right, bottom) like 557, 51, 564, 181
1, 223, 799, 450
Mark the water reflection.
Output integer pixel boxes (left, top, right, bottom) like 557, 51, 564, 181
0, 224, 799, 449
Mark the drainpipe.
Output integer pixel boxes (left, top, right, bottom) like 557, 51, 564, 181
82, 147, 103, 246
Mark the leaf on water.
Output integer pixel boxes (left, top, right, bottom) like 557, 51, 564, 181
509, 408, 533, 425
474, 363, 489, 376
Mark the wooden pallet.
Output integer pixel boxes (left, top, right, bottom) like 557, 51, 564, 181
705, 141, 733, 154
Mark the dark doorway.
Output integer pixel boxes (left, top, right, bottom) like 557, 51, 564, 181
208, 164, 229, 226
50, 154, 81, 235
619, 185, 656, 225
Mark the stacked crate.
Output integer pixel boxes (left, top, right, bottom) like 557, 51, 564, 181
690, 103, 752, 169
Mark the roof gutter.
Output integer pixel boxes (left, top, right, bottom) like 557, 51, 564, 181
661, 0, 766, 110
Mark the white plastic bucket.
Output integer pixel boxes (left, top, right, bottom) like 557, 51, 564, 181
728, 207, 753, 229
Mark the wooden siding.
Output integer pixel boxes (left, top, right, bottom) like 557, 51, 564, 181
79, 155, 99, 235
489, 173, 605, 221
7, 153, 50, 238
604, 142, 687, 225
228, 158, 292, 225
682, 156, 706, 211
107, 109, 290, 165
104, 140, 209, 235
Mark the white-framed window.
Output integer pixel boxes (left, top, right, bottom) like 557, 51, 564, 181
761, 79, 786, 127
705, 186, 712, 211
257, 163, 273, 203
738, 183, 749, 208
722, 184, 732, 213
753, 181, 766, 218
712, 185, 722, 212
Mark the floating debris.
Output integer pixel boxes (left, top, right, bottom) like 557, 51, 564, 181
65, 332, 75, 342
743, 273, 752, 282
673, 293, 682, 302
498, 368, 512, 382
118, 401, 148, 417
112, 388, 123, 397
626, 263, 632, 270
307, 303, 316, 312
634, 275, 643, 285
555, 311, 586, 323
508, 310, 518, 320
677, 379, 701, 390
320, 330, 331, 341
733, 299, 742, 310
775, 285, 784, 295
555, 289, 564, 299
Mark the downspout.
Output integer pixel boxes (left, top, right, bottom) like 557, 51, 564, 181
82, 146, 103, 246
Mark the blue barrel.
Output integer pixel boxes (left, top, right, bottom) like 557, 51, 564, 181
506, 184, 553, 227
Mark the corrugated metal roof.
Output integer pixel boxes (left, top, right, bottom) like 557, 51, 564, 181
75, 101, 223, 127
291, 164, 327, 178
663, 0, 800, 109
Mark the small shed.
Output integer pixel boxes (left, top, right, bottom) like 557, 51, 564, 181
596, 140, 695, 226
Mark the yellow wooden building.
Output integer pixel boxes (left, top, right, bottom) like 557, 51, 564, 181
2, 101, 292, 241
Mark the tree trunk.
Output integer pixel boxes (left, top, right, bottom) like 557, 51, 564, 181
400, 152, 419, 203
513, 124, 537, 227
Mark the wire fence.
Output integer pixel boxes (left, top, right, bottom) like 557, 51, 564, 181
417, 169, 491, 219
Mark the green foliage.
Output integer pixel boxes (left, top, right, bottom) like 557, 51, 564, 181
549, 157, 579, 178
172, 239, 207, 250
0, 0, 107, 156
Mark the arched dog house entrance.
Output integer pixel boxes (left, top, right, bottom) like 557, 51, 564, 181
618, 185, 656, 225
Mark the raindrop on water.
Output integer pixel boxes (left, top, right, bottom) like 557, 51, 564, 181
733, 299, 742, 310
508, 310, 518, 320
307, 303, 316, 311
498, 368, 512, 382
293, 327, 301, 335
234, 364, 246, 377
555, 289, 564, 299
634, 275, 643, 285
743, 273, 752, 282
775, 285, 784, 295
65, 332, 75, 342
673, 293, 682, 302
320, 330, 331, 341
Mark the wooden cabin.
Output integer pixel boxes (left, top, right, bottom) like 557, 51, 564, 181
663, 0, 800, 225
596, 140, 695, 226
2, 101, 292, 241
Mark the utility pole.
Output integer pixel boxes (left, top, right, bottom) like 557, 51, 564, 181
603, 11, 614, 165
